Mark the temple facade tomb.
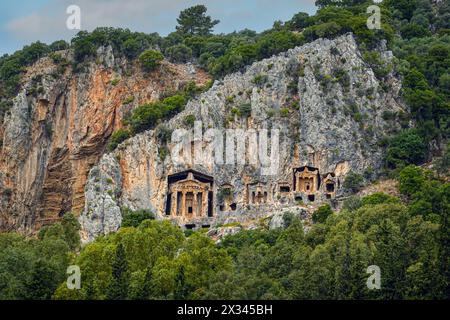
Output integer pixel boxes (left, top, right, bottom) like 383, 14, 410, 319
293, 166, 320, 194
247, 182, 271, 205
322, 173, 337, 199
162, 163, 343, 227
165, 170, 214, 219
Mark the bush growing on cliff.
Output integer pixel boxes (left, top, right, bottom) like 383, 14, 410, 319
125, 82, 207, 135
71, 28, 161, 64
385, 129, 428, 169
161, 94, 187, 116
139, 50, 164, 72
127, 94, 186, 134
155, 125, 173, 144
0, 101, 12, 117
183, 114, 196, 127
0, 41, 50, 98
108, 129, 130, 151
165, 44, 193, 63
398, 165, 426, 198
217, 187, 232, 204
343, 171, 364, 193
252, 74, 268, 86
238, 103, 252, 118
128, 102, 165, 133
280, 107, 290, 117
72, 33, 97, 62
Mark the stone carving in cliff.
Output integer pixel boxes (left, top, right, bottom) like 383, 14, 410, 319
78, 34, 407, 243
0, 46, 210, 232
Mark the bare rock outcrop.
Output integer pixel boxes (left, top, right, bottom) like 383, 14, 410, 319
0, 46, 209, 232
79, 34, 407, 243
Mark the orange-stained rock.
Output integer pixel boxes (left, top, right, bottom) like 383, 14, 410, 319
0, 50, 210, 233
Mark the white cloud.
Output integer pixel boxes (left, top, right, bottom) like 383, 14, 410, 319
6, 11, 65, 40
5, 0, 192, 42
5, 0, 317, 44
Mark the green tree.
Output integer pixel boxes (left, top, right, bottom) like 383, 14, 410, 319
287, 12, 312, 30
107, 243, 130, 300
128, 102, 164, 133
312, 204, 334, 223
436, 143, 450, 176
174, 265, 188, 299
343, 172, 364, 193
386, 0, 418, 20
123, 38, 141, 59
385, 129, 428, 169
60, 213, 81, 250
49, 40, 69, 52
400, 23, 431, 39
121, 208, 154, 227
361, 193, 399, 206
139, 50, 164, 72
25, 260, 60, 300
176, 5, 220, 36
165, 44, 193, 63
141, 268, 154, 300
398, 165, 425, 197
72, 31, 96, 62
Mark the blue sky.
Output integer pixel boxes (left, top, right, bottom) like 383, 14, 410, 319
0, 0, 317, 56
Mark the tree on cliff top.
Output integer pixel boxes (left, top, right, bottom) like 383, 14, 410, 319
176, 5, 220, 36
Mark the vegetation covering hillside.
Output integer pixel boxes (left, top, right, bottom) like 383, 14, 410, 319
0, 0, 449, 300
0, 165, 447, 299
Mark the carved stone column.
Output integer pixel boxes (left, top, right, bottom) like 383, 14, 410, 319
202, 190, 208, 217
181, 191, 186, 217
193, 192, 198, 217
171, 192, 177, 216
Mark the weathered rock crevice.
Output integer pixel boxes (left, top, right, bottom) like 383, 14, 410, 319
78, 34, 407, 243
0, 46, 209, 232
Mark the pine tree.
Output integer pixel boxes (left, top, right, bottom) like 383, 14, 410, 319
139, 268, 153, 300
25, 259, 59, 300
176, 5, 220, 36
174, 265, 188, 299
107, 243, 129, 300
84, 280, 96, 300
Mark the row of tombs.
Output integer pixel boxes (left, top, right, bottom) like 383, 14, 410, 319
163, 166, 341, 228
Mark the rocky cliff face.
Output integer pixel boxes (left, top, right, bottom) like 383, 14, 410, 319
0, 46, 209, 232
78, 34, 407, 243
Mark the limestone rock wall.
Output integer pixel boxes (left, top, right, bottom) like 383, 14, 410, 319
79, 34, 407, 243
0, 46, 209, 232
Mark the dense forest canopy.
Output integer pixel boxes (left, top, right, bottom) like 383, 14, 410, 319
0, 0, 449, 300
0, 164, 447, 300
